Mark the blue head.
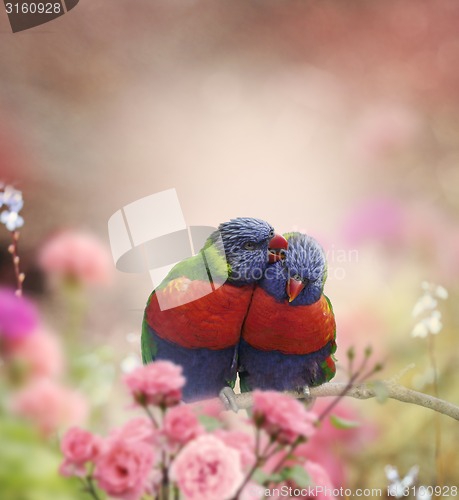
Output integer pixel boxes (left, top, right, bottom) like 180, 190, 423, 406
208, 217, 288, 285
261, 232, 327, 305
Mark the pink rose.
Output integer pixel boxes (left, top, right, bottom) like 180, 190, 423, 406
305, 461, 336, 498
170, 435, 244, 500
124, 361, 185, 407
7, 326, 64, 379
59, 427, 102, 477
253, 391, 316, 444
94, 438, 155, 500
214, 430, 256, 469
110, 417, 157, 445
11, 379, 87, 435
38, 230, 113, 286
163, 404, 203, 446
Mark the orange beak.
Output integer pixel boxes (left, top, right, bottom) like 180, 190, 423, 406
267, 233, 288, 263
286, 277, 305, 303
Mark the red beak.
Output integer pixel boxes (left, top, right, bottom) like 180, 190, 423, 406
286, 278, 305, 303
268, 233, 288, 263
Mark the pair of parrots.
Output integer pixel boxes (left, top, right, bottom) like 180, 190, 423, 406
141, 218, 336, 406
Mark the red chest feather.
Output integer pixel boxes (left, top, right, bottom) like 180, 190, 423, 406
242, 289, 336, 355
146, 279, 254, 350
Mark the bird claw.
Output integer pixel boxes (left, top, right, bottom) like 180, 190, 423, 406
301, 385, 316, 409
219, 387, 239, 413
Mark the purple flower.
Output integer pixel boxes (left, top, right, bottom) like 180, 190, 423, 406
0, 288, 38, 340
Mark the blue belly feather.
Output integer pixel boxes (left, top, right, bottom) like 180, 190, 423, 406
147, 325, 237, 402
238, 339, 334, 391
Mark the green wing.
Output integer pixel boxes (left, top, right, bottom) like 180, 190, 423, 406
140, 241, 230, 365
141, 305, 157, 364
324, 293, 337, 347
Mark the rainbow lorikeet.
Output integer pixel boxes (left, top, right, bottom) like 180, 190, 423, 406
142, 218, 288, 403
238, 232, 337, 394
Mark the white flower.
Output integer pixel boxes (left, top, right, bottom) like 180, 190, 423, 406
412, 313, 443, 338
411, 282, 447, 338
434, 285, 448, 300
412, 322, 429, 338
386, 465, 419, 498
388, 484, 404, 498
401, 465, 419, 488
385, 465, 400, 482
0, 210, 24, 231
120, 353, 142, 373
412, 293, 437, 317
0, 185, 23, 213
426, 313, 442, 335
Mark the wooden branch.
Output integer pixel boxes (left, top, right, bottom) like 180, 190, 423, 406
229, 382, 459, 422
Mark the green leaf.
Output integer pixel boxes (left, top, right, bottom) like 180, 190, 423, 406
329, 414, 361, 430
369, 380, 389, 403
252, 469, 284, 485
197, 415, 222, 432
280, 465, 312, 488
0, 416, 81, 500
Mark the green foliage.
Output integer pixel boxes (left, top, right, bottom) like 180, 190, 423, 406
347, 346, 355, 362
0, 416, 79, 500
280, 464, 312, 488
197, 414, 223, 432
72, 346, 116, 408
252, 469, 284, 485
329, 414, 361, 430
141, 314, 157, 364
253, 465, 312, 488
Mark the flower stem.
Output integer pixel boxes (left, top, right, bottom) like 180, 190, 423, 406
143, 404, 159, 428
160, 449, 169, 500
173, 485, 180, 500
316, 348, 380, 423
158, 405, 169, 500
9, 231, 24, 296
231, 431, 276, 500
316, 371, 359, 422
79, 476, 101, 500
428, 334, 443, 486
266, 439, 299, 478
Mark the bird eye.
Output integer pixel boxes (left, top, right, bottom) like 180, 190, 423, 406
244, 241, 256, 250
268, 229, 274, 238
293, 274, 301, 281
